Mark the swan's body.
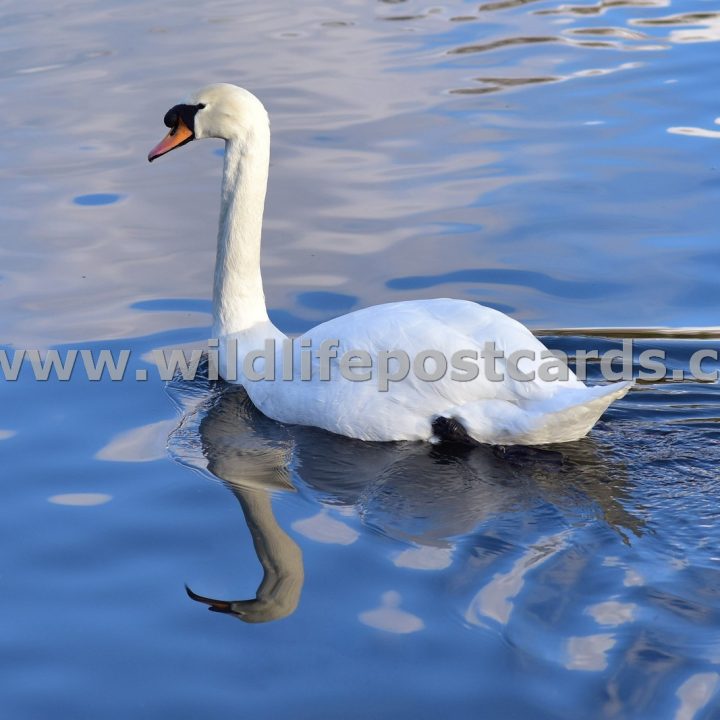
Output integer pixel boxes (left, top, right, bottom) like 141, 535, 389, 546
149, 83, 631, 445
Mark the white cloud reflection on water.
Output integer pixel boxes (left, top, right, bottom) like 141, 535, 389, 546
565, 633, 616, 671
95, 418, 176, 462
393, 544, 454, 570
675, 673, 720, 720
668, 118, 720, 139
291, 510, 360, 545
48, 492, 113, 506
359, 590, 425, 634
586, 599, 636, 625
464, 530, 568, 626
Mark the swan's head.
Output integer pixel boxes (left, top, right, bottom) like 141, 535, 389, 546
148, 83, 269, 162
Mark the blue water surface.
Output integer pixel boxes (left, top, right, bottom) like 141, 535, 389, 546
2, 0, 720, 718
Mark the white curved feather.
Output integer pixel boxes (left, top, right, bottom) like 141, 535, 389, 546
235, 299, 631, 443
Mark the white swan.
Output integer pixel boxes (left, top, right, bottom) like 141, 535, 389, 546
149, 83, 631, 445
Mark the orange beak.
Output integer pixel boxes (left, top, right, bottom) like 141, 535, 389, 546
148, 117, 194, 162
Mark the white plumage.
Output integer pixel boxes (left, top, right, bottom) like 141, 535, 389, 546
150, 83, 631, 445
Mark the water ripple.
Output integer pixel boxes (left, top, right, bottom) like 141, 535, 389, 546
633, 11, 720, 43
536, 0, 670, 18
448, 35, 561, 55
387, 268, 621, 298
478, 0, 548, 11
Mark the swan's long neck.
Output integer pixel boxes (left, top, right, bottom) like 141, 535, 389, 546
212, 127, 272, 338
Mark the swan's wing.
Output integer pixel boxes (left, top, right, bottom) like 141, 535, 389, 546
307, 298, 583, 399
250, 299, 596, 442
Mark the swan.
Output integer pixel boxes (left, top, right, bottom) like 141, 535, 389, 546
148, 83, 632, 445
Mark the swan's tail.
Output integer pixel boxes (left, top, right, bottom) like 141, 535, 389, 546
444, 380, 633, 446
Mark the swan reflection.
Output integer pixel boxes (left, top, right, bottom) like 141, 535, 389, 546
167, 369, 640, 624
185, 489, 303, 623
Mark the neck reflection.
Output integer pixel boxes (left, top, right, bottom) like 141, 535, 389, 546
168, 368, 641, 625
186, 487, 303, 623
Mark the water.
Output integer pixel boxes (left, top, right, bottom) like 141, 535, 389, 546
2, 0, 720, 717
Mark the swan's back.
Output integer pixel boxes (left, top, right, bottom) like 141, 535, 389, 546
242, 299, 629, 444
